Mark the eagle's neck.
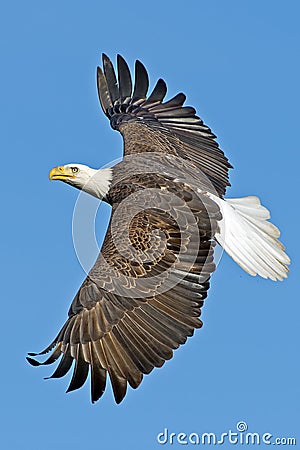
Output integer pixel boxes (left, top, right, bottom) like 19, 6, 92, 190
80, 167, 113, 199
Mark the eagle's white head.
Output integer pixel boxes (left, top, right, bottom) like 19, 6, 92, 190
49, 163, 113, 199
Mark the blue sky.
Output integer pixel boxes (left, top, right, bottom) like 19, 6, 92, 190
1, 1, 299, 448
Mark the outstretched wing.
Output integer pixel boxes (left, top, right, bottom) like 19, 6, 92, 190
97, 54, 232, 196
27, 177, 221, 403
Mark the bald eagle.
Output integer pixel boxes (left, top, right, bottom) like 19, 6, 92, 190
27, 54, 290, 403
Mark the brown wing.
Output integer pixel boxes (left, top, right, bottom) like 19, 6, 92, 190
97, 54, 232, 196
27, 177, 221, 403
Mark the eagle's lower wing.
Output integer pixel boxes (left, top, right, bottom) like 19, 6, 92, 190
27, 182, 221, 403
97, 54, 232, 196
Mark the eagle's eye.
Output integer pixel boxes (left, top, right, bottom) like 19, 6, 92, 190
71, 167, 79, 173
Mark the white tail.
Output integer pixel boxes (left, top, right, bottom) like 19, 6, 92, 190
207, 194, 290, 281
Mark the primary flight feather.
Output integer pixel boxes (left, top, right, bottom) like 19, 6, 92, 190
27, 54, 290, 403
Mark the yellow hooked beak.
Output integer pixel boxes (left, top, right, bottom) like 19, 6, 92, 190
49, 166, 76, 181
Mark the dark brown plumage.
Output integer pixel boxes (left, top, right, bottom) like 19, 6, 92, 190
99, 54, 231, 196
28, 54, 231, 403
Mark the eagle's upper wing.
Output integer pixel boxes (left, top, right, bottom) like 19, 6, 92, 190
27, 174, 221, 403
97, 54, 232, 196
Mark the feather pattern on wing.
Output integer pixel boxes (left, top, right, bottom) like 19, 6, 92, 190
97, 54, 232, 196
27, 176, 221, 403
